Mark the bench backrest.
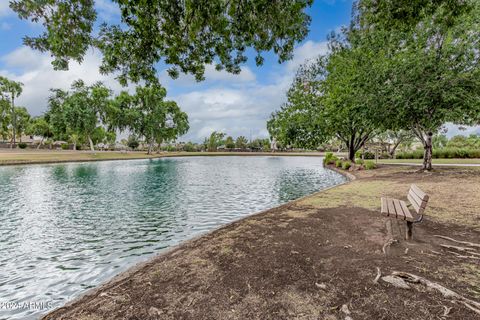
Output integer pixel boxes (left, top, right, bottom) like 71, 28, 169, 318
407, 184, 429, 214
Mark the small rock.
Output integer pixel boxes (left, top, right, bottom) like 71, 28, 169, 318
148, 307, 162, 316
341, 304, 351, 315
315, 282, 327, 289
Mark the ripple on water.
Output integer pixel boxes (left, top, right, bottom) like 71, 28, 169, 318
0, 156, 346, 319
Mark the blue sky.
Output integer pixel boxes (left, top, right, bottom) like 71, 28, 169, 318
0, 0, 478, 141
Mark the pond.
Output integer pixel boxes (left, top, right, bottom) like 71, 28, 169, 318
0, 156, 346, 319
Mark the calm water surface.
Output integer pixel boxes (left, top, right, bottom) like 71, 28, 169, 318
0, 156, 346, 319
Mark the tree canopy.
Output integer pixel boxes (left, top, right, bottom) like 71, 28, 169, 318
269, 0, 480, 168
0, 76, 24, 147
10, 0, 313, 85
356, 0, 480, 169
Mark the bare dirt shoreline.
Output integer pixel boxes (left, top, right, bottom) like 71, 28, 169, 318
41, 165, 480, 320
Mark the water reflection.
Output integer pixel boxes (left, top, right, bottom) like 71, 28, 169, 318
0, 156, 346, 319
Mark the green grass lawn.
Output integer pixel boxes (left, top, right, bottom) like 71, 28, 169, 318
378, 158, 480, 164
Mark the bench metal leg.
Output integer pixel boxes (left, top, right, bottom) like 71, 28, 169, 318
406, 221, 413, 240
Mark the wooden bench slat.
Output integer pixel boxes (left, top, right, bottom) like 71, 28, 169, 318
407, 193, 421, 213
393, 199, 405, 220
409, 185, 429, 213
408, 188, 423, 206
381, 197, 388, 215
400, 200, 414, 222
387, 198, 396, 217
411, 184, 428, 201
379, 185, 429, 240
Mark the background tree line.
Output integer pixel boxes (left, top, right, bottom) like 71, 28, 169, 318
0, 77, 189, 153
268, 0, 480, 170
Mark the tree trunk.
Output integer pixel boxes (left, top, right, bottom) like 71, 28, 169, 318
147, 140, 154, 155
73, 142, 77, 151
348, 135, 356, 162
88, 136, 95, 152
389, 141, 402, 158
422, 132, 433, 171
10, 96, 16, 149
37, 137, 44, 150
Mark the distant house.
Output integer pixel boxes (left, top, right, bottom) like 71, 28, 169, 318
19, 135, 42, 144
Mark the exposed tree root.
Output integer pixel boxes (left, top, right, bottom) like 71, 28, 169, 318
447, 251, 480, 261
440, 244, 480, 256
442, 305, 452, 317
381, 275, 410, 289
458, 300, 480, 315
390, 271, 480, 315
434, 235, 480, 249
382, 239, 397, 255
373, 267, 381, 284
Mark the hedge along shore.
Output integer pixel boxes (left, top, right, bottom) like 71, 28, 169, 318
41, 165, 480, 320
0, 150, 331, 167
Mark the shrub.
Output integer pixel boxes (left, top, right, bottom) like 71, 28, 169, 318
379, 152, 391, 159
355, 158, 364, 165
18, 142, 27, 149
61, 143, 69, 150
323, 152, 338, 165
364, 160, 376, 170
396, 150, 423, 159
342, 161, 351, 170
399, 148, 480, 159
335, 159, 342, 168
363, 151, 375, 159
127, 136, 139, 150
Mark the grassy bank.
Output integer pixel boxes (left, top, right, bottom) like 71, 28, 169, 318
378, 158, 480, 165
0, 150, 326, 166
43, 166, 480, 320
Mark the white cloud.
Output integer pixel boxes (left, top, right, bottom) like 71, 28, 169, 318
286, 40, 329, 72
0, 40, 330, 141
95, 0, 120, 21
444, 124, 480, 138
170, 40, 330, 141
173, 82, 289, 141
0, 46, 128, 116
159, 63, 256, 88
0, 2, 11, 17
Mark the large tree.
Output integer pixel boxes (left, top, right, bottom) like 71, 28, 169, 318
13, 107, 31, 142
268, 43, 379, 161
56, 80, 112, 151
355, 0, 480, 169
112, 85, 189, 154
28, 117, 53, 149
0, 98, 10, 142
0, 76, 24, 148
10, 0, 313, 85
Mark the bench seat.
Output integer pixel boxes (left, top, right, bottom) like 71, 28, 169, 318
380, 184, 429, 240
381, 197, 414, 222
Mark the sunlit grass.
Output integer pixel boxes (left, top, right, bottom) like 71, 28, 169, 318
378, 158, 480, 164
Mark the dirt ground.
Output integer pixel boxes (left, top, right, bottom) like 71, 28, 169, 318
43, 166, 480, 320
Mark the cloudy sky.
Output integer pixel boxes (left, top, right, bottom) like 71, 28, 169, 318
0, 1, 478, 141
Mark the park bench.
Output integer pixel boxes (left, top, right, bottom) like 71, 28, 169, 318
381, 184, 429, 240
